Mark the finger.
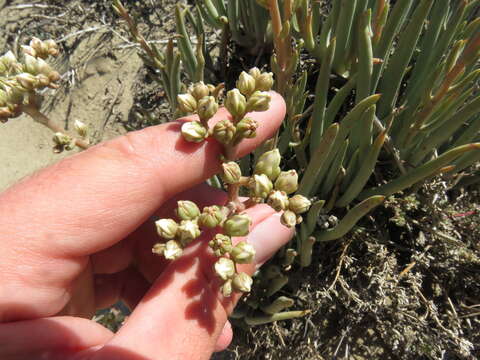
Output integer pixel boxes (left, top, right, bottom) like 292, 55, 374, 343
214, 321, 233, 352
215, 213, 292, 314
0, 316, 113, 360
0, 95, 285, 322
58, 260, 96, 320
90, 208, 293, 360
93, 267, 150, 310
91, 236, 136, 275
132, 182, 227, 283
91, 180, 227, 277
0, 92, 286, 260
94, 264, 232, 352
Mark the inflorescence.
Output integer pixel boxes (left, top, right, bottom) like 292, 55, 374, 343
153, 69, 311, 297
0, 38, 89, 152
0, 38, 60, 121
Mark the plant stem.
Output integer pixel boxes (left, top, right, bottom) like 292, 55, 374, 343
268, 0, 288, 95
21, 103, 89, 150
224, 145, 245, 213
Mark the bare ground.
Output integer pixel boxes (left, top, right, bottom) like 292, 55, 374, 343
0, 0, 176, 190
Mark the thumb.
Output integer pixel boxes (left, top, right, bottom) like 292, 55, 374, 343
90, 207, 294, 360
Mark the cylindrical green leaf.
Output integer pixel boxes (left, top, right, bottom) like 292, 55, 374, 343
409, 96, 480, 165
371, 0, 414, 93
452, 115, 480, 148
309, 38, 336, 153
356, 9, 373, 104
360, 143, 480, 199
324, 74, 357, 128
245, 310, 310, 326
452, 147, 480, 173
176, 5, 198, 79
298, 123, 339, 197
403, 0, 449, 102
312, 94, 381, 194
314, 196, 385, 242
332, 0, 358, 75
336, 131, 386, 207
377, 0, 435, 118
320, 139, 348, 199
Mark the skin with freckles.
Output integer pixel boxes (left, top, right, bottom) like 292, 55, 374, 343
0, 93, 293, 360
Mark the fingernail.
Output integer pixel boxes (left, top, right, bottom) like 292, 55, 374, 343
247, 213, 294, 268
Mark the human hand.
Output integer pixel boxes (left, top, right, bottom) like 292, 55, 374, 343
0, 93, 292, 360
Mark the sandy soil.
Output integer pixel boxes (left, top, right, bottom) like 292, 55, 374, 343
0, 0, 175, 191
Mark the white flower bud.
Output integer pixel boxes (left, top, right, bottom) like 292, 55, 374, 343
274, 170, 298, 194
29, 38, 60, 59
232, 272, 253, 293
288, 195, 311, 214
255, 72, 274, 91
231, 241, 256, 264
254, 149, 281, 180
212, 119, 236, 145
246, 91, 271, 112
197, 96, 218, 121
16, 73, 38, 90
35, 58, 54, 77
224, 88, 246, 119
248, 67, 262, 80
5, 84, 24, 105
249, 174, 273, 199
198, 205, 225, 228
177, 220, 201, 246
21, 45, 37, 57
2, 51, 17, 66
214, 257, 235, 281
74, 120, 88, 138
235, 117, 258, 139
280, 210, 297, 228
23, 54, 39, 74
47, 70, 60, 84
176, 200, 201, 220
52, 132, 73, 148
267, 190, 289, 212
152, 242, 166, 256
224, 214, 252, 237
209, 233, 232, 255
177, 93, 197, 113
236, 71, 256, 97
36, 74, 50, 87
221, 279, 233, 297
163, 240, 183, 260
181, 121, 207, 143
221, 162, 242, 184
189, 81, 210, 100
155, 218, 179, 239
29, 37, 44, 53
44, 39, 60, 57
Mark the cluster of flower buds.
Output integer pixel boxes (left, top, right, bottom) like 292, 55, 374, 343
0, 38, 60, 122
21, 37, 60, 59
154, 70, 312, 297
221, 149, 312, 228
51, 120, 88, 153
153, 200, 256, 296
52, 132, 75, 153
177, 68, 274, 145
177, 81, 221, 142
